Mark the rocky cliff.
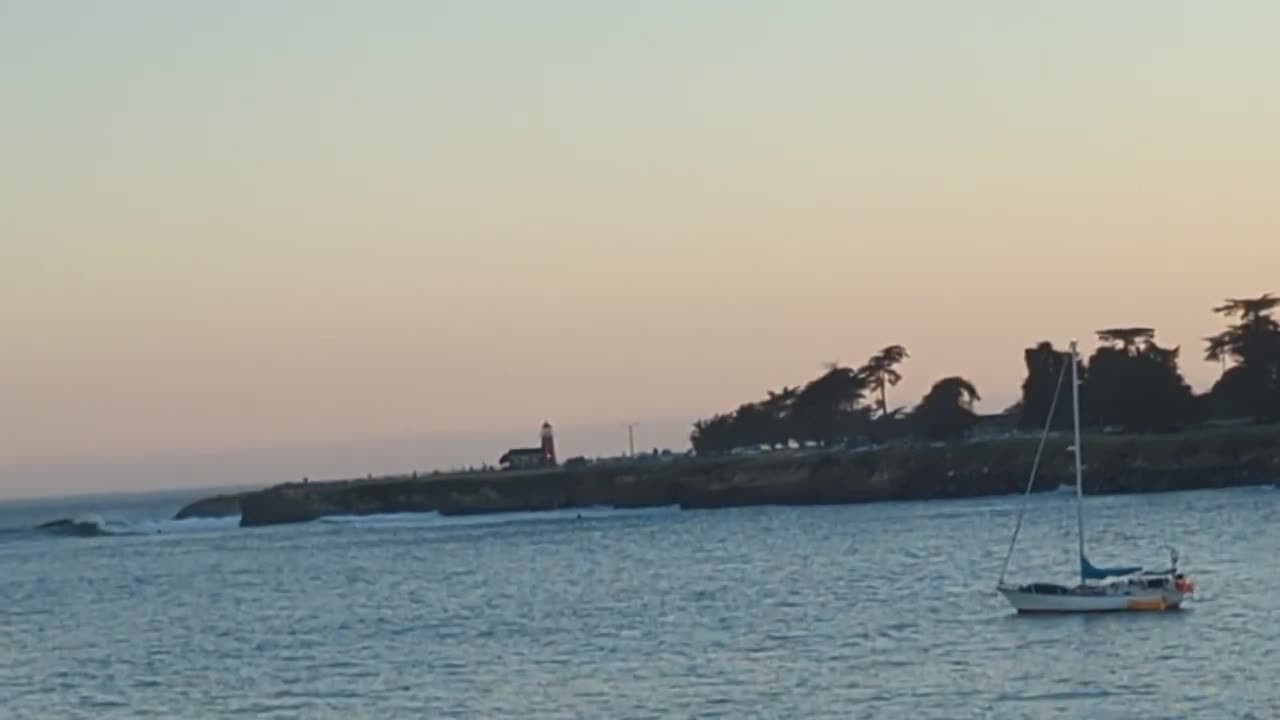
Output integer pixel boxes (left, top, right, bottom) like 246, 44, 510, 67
200, 426, 1280, 528
173, 493, 244, 520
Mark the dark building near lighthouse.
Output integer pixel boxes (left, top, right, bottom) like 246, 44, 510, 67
499, 421, 557, 470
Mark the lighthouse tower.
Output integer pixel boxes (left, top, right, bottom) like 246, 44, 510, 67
540, 421, 557, 466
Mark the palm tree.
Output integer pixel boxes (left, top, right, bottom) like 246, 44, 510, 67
862, 344, 909, 418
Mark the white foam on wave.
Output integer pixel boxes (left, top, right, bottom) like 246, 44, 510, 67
316, 504, 679, 531
135, 515, 243, 535
317, 512, 446, 528
23, 512, 242, 541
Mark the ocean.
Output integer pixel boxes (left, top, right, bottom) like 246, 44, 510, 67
1, 484, 1277, 718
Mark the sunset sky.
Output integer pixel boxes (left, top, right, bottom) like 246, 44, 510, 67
3, 1, 1278, 497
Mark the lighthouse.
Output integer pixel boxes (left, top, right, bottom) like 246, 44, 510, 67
498, 422, 561, 470
541, 421, 557, 466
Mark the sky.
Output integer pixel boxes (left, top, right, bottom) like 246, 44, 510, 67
3, 1, 1278, 498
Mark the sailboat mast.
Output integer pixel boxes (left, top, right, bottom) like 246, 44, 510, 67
1070, 340, 1086, 582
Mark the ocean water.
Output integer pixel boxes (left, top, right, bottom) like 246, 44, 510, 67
1, 484, 1278, 719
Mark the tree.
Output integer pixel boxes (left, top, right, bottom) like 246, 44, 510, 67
913, 376, 981, 441
1018, 342, 1077, 431
1205, 293, 1280, 421
691, 413, 736, 455
730, 402, 772, 448
1083, 329, 1196, 432
860, 345, 909, 418
761, 386, 800, 448
791, 362, 871, 446
1097, 327, 1157, 352
690, 360, 876, 454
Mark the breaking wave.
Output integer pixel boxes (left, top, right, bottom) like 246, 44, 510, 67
36, 515, 142, 538
0, 514, 241, 543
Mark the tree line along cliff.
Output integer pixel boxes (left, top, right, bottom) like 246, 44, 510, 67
691, 293, 1280, 455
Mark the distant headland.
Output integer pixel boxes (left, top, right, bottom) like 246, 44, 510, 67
178, 294, 1280, 526
179, 425, 1280, 527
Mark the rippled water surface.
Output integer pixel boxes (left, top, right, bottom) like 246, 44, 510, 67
2, 485, 1278, 718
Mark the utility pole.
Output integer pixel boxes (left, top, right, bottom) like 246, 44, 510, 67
626, 422, 638, 457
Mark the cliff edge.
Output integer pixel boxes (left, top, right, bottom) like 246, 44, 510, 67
220, 427, 1280, 528
173, 493, 244, 520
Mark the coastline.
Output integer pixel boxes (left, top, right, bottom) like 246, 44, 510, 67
178, 425, 1280, 528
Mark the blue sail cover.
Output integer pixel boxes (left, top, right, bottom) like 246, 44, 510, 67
1081, 553, 1142, 581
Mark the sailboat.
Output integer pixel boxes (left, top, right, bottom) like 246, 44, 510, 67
996, 340, 1195, 613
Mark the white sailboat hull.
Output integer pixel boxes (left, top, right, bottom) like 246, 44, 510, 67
999, 581, 1189, 614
